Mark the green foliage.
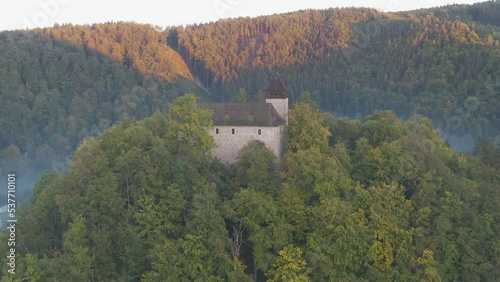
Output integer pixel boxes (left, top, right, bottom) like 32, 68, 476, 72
366, 183, 413, 279
185, 182, 227, 255
3, 3, 500, 279
166, 93, 215, 165
288, 92, 331, 152
7, 95, 248, 281
9, 106, 500, 281
135, 183, 186, 243
143, 235, 223, 282
16, 172, 62, 256
268, 245, 310, 282
414, 249, 441, 282
360, 111, 407, 146
235, 140, 279, 195
173, 2, 500, 148
60, 215, 93, 281
1, 2, 499, 208
225, 188, 292, 275
0, 22, 205, 182
473, 138, 500, 169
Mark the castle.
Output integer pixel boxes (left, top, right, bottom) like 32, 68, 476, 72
199, 77, 289, 164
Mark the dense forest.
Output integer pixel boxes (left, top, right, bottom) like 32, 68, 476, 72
0, 23, 206, 195
1, 94, 499, 281
0, 2, 499, 187
0, 2, 499, 280
171, 1, 500, 150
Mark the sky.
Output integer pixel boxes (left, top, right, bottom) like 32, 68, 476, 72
0, 0, 488, 31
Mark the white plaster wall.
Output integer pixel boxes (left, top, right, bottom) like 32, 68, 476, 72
209, 126, 285, 164
277, 124, 286, 159
266, 98, 289, 123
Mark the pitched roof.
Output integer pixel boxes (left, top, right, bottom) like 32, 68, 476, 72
265, 76, 288, 99
199, 102, 286, 127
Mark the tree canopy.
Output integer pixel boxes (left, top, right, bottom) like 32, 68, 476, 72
2, 94, 499, 281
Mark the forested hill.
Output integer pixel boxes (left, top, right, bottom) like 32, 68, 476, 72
3, 94, 499, 281
39, 23, 193, 81
0, 23, 205, 188
0, 2, 499, 193
169, 1, 500, 149
0, 3, 499, 280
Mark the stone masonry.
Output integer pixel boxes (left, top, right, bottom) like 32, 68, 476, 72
199, 77, 289, 164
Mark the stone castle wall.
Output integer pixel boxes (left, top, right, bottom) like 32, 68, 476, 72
210, 125, 286, 164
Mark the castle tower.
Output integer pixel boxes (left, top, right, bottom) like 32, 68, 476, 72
265, 77, 289, 124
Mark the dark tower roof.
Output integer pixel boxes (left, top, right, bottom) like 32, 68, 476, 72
198, 103, 286, 127
265, 77, 288, 99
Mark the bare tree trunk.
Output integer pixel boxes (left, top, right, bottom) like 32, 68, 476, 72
229, 221, 244, 259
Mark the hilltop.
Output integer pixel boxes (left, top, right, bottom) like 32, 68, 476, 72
0, 1, 499, 189
3, 94, 499, 281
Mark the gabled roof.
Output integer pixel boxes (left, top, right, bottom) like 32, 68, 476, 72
199, 102, 286, 127
265, 77, 288, 99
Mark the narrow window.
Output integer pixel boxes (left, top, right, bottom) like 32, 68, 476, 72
215, 128, 219, 134
232, 128, 235, 134
258, 129, 262, 135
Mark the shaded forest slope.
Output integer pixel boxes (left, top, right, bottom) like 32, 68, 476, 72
1, 2, 499, 194
170, 1, 500, 149
0, 23, 205, 182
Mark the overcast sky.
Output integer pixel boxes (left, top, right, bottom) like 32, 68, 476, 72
0, 0, 488, 31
